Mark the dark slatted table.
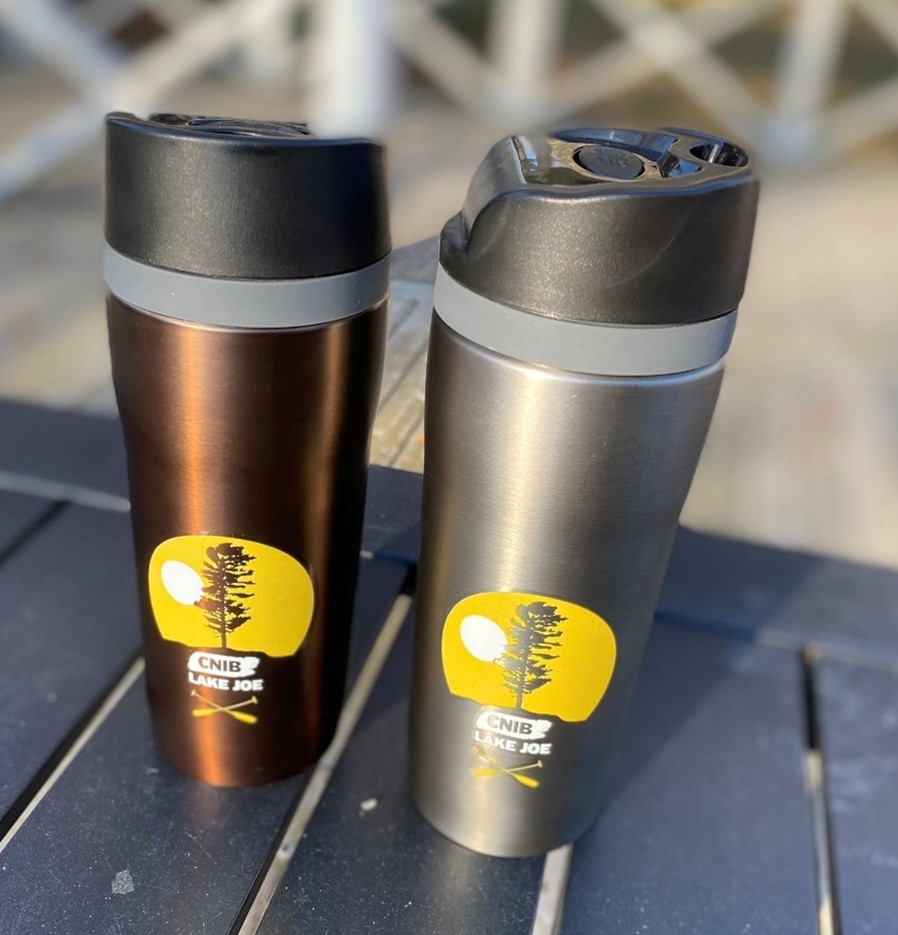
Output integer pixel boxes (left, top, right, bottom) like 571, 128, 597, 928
1, 402, 896, 935
0, 247, 896, 934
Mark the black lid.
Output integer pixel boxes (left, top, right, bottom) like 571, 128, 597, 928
105, 113, 390, 279
440, 128, 759, 325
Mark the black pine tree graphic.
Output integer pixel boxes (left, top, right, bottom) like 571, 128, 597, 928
498, 601, 566, 710
196, 542, 256, 650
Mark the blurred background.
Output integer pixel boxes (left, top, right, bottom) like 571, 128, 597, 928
0, 0, 895, 567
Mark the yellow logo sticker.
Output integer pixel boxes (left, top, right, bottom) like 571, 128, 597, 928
442, 592, 616, 722
148, 535, 313, 657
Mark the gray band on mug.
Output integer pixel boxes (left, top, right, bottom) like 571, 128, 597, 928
104, 246, 390, 328
433, 265, 737, 377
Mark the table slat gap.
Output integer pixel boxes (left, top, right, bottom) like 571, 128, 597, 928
0, 655, 144, 852
530, 844, 573, 935
801, 641, 898, 676
0, 467, 130, 512
802, 651, 843, 935
0, 557, 406, 933
561, 627, 819, 933
0, 496, 63, 568
657, 609, 898, 676
234, 574, 416, 935
256, 578, 545, 934
814, 659, 898, 934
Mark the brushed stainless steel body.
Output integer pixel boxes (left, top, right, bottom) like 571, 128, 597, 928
109, 296, 386, 786
409, 127, 757, 856
410, 317, 722, 856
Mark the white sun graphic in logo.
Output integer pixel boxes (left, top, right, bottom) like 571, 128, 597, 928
160, 560, 204, 605
459, 614, 507, 662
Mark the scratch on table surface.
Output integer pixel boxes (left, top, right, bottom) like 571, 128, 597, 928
111, 869, 134, 895
160, 813, 175, 852
184, 829, 213, 860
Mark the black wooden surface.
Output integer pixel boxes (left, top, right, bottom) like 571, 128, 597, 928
816, 659, 898, 935
0, 490, 55, 558
0, 506, 140, 834
0, 400, 896, 935
362, 465, 421, 565
0, 399, 128, 499
562, 623, 818, 935
0, 557, 407, 935
0, 678, 305, 935
258, 610, 545, 935
660, 527, 898, 664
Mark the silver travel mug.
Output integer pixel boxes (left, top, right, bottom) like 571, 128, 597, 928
410, 128, 759, 856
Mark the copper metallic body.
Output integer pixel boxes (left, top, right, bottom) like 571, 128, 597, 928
108, 296, 386, 786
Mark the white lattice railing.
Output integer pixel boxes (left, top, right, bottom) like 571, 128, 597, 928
0, 0, 896, 199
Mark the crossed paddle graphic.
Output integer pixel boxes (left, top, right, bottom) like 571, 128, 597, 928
191, 690, 259, 724
472, 746, 543, 788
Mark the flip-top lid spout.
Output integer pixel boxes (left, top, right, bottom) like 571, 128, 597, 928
440, 127, 759, 326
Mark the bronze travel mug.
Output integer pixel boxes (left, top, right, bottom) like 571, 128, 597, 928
104, 113, 389, 786
410, 128, 758, 855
